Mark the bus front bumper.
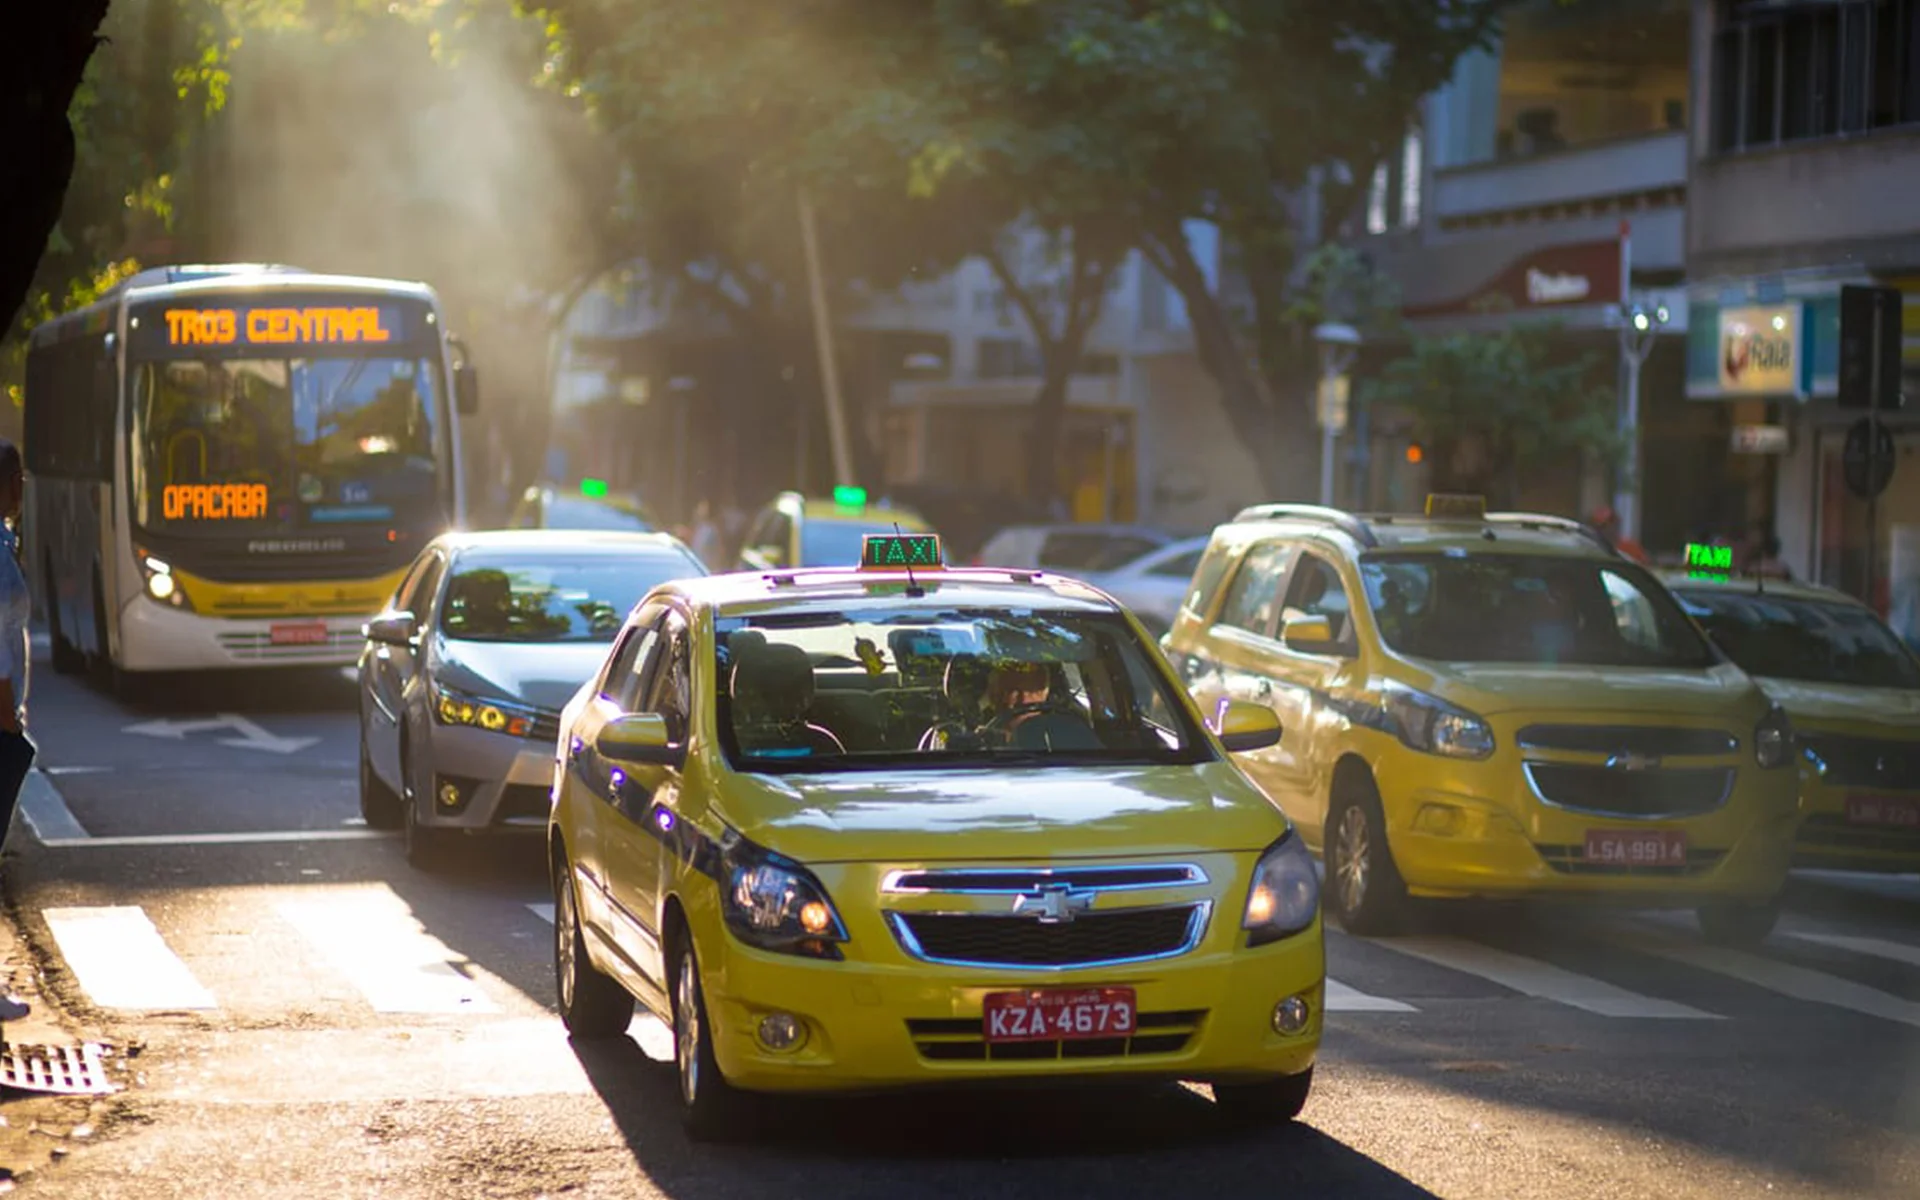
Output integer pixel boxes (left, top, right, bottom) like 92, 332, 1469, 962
118, 598, 370, 671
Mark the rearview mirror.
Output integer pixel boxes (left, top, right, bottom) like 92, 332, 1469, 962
1215, 699, 1282, 753
364, 611, 417, 646
1282, 613, 1336, 653
596, 713, 686, 768
454, 363, 480, 415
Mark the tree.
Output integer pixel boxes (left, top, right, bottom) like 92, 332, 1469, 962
1358, 316, 1620, 509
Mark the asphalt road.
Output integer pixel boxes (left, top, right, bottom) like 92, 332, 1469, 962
4, 642, 1920, 1198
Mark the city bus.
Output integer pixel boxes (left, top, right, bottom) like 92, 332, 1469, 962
22, 263, 477, 693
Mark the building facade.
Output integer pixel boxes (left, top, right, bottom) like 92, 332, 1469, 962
1686, 0, 1920, 631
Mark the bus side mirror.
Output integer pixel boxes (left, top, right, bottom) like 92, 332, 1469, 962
454, 364, 480, 415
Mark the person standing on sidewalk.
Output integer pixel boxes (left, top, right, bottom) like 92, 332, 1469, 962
0, 442, 33, 1021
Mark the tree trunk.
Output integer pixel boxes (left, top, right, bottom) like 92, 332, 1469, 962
1026, 363, 1072, 508
1, 3, 112, 332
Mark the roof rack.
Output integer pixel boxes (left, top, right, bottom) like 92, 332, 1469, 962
1231, 504, 1379, 548
1482, 512, 1620, 557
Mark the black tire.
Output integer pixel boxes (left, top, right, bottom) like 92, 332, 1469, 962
400, 739, 449, 869
357, 736, 403, 831
1697, 897, 1781, 948
553, 862, 633, 1037
1325, 778, 1409, 937
1213, 1067, 1314, 1128
671, 939, 753, 1141
88, 574, 142, 703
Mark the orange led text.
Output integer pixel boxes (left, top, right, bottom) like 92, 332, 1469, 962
164, 306, 392, 347
164, 483, 270, 521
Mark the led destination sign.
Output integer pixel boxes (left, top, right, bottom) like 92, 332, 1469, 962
129, 296, 425, 355
165, 482, 270, 521
164, 305, 394, 347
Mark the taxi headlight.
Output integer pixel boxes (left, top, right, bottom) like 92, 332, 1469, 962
1754, 704, 1795, 770
719, 829, 848, 960
431, 682, 541, 740
1380, 681, 1494, 760
1242, 832, 1320, 947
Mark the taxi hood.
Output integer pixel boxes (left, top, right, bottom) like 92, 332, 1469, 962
1758, 677, 1920, 734
1427, 661, 1765, 721
714, 762, 1290, 864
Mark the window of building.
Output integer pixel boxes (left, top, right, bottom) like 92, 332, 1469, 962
1714, 0, 1920, 154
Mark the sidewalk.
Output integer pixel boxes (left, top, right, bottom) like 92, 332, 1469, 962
0, 802, 124, 1193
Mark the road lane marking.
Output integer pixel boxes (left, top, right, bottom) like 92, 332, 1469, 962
18, 770, 88, 841
527, 903, 556, 925
1372, 935, 1721, 1019
1621, 929, 1920, 1029
43, 907, 216, 1011
277, 890, 499, 1015
1325, 978, 1418, 1013
38, 830, 392, 848
1790, 931, 1920, 969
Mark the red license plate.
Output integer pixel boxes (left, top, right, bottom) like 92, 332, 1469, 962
982, 987, 1136, 1043
1584, 829, 1688, 867
1847, 794, 1920, 827
270, 622, 330, 646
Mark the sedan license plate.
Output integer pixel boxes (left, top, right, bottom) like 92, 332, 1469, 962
1847, 793, 1920, 828
1584, 828, 1688, 867
270, 622, 329, 646
982, 987, 1136, 1043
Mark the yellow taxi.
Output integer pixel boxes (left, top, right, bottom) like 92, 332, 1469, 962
1662, 552, 1920, 873
737, 487, 933, 570
1160, 496, 1803, 944
547, 533, 1323, 1139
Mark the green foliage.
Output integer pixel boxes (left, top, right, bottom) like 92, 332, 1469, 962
1358, 321, 1622, 504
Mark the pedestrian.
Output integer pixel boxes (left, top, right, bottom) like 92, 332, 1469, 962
690, 500, 724, 569
0, 441, 33, 1022
1589, 505, 1651, 564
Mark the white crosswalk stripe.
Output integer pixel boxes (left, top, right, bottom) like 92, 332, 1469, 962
1790, 930, 1920, 970
277, 893, 499, 1015
1624, 929, 1920, 1030
1324, 978, 1418, 1013
43, 907, 217, 1011
1367, 934, 1722, 1019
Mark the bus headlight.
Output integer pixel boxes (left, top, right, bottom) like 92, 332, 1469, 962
136, 551, 193, 611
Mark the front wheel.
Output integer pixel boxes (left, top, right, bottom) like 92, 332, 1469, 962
1697, 897, 1781, 948
1213, 1067, 1314, 1128
672, 941, 753, 1141
1325, 784, 1409, 936
400, 741, 450, 869
358, 737, 402, 830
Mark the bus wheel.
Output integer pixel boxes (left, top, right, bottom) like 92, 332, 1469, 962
89, 574, 141, 705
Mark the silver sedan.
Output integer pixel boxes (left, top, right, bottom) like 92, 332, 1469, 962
356, 529, 708, 867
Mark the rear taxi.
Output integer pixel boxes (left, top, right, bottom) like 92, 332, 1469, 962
548, 534, 1323, 1139
737, 487, 934, 570
1160, 497, 1803, 944
1664, 554, 1920, 873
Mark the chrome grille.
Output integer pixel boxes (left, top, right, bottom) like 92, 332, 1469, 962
882, 864, 1204, 894
906, 1009, 1205, 1061
887, 904, 1208, 969
1516, 725, 1738, 756
1524, 763, 1734, 818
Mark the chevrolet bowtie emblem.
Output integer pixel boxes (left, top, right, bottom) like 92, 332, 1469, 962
1605, 752, 1661, 772
1012, 883, 1095, 924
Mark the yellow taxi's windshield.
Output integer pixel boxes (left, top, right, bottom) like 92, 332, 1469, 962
712, 607, 1210, 772
1674, 588, 1920, 690
1360, 552, 1719, 669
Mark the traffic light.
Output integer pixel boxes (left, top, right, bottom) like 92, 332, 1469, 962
1838, 284, 1903, 410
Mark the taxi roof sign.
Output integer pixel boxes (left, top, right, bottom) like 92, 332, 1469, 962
1425, 493, 1487, 520
580, 478, 610, 498
860, 533, 942, 570
833, 485, 868, 510
1684, 541, 1734, 582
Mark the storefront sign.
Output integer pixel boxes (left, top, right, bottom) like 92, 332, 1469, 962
1718, 304, 1803, 395
1405, 238, 1623, 320
1730, 424, 1790, 455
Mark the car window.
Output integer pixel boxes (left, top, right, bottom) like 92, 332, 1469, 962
1281, 551, 1356, 648
602, 615, 661, 706
392, 552, 435, 612
712, 606, 1212, 773
1149, 547, 1205, 579
440, 550, 691, 643
1039, 532, 1161, 571
1358, 553, 1717, 668
1214, 542, 1293, 639
1183, 540, 1240, 617
1676, 589, 1920, 689
798, 515, 916, 566
640, 611, 692, 741
539, 495, 652, 532
404, 552, 446, 624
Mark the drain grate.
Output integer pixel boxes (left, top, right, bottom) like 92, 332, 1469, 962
0, 1042, 119, 1096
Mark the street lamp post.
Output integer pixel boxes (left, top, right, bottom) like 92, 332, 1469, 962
1313, 322, 1361, 507
1613, 300, 1670, 544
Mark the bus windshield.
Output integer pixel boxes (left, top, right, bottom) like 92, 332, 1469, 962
128, 357, 446, 537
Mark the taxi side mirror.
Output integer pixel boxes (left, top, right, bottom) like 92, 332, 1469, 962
596, 713, 686, 768
1215, 699, 1282, 753
1282, 613, 1337, 654
365, 611, 417, 646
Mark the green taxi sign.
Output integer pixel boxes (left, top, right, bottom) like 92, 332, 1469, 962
1684, 541, 1733, 581
860, 533, 942, 570
580, 477, 610, 498
833, 485, 869, 509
